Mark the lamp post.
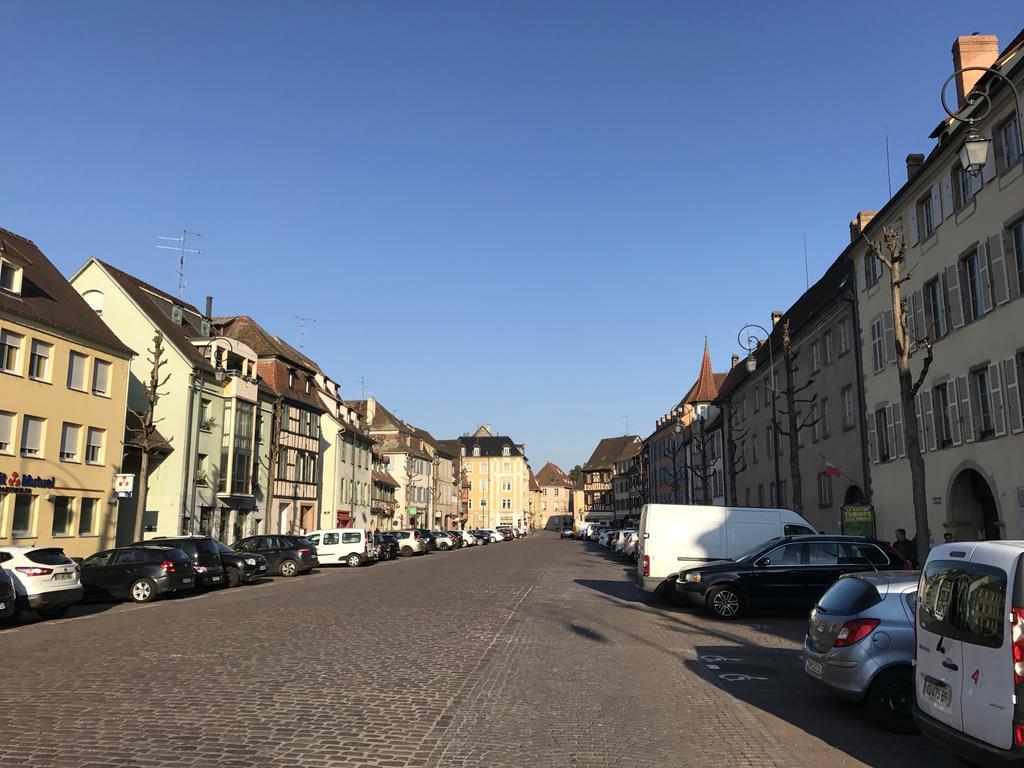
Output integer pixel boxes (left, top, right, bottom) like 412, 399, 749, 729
738, 324, 783, 506
940, 66, 1023, 177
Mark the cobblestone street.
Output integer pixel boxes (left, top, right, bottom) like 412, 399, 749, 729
2, 534, 955, 767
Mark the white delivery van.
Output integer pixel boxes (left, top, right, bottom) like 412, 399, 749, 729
914, 541, 1024, 765
635, 504, 815, 593
306, 528, 376, 567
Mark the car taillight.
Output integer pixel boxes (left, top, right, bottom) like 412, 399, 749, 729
15, 567, 53, 577
298, 547, 310, 554
1011, 608, 1024, 684
833, 618, 880, 648
160, 560, 176, 573
1016, 723, 1024, 746
642, 555, 650, 577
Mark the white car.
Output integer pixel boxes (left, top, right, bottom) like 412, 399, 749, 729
616, 530, 637, 555
0, 545, 83, 620
623, 533, 639, 560
597, 529, 614, 547
458, 531, 477, 546
306, 528, 377, 567
431, 532, 455, 550
390, 530, 428, 557
483, 529, 505, 543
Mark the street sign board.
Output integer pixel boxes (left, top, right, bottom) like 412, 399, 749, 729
114, 473, 135, 499
840, 504, 875, 538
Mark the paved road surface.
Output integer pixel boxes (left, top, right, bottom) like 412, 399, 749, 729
0, 533, 957, 767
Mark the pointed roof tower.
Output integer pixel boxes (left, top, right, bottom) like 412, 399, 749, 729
685, 337, 720, 405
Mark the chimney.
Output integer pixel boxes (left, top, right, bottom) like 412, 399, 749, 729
205, 295, 213, 319
849, 210, 880, 242
771, 311, 783, 326
905, 153, 925, 182
731, 353, 740, 368
952, 34, 1000, 108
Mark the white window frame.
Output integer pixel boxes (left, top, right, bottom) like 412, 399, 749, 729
0, 329, 23, 374
21, 415, 45, 457
0, 258, 23, 295
0, 411, 13, 454
60, 422, 81, 462
91, 359, 111, 396
837, 316, 850, 354
86, 427, 104, 465
67, 351, 88, 392
870, 318, 885, 373
29, 340, 52, 381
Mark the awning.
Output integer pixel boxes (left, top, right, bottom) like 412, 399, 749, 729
336, 510, 351, 527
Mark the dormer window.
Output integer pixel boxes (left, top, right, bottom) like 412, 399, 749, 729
502, 446, 511, 457
473, 446, 481, 457
0, 258, 23, 296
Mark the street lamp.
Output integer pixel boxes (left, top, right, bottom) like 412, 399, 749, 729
737, 323, 783, 507
941, 66, 1023, 177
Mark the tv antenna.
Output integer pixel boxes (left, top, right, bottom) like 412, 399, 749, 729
294, 314, 316, 349
353, 376, 371, 399
156, 230, 202, 298
624, 415, 631, 435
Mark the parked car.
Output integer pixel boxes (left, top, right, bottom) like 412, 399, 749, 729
616, 530, 637, 556
913, 541, 1024, 765
450, 531, 473, 547
671, 535, 910, 619
484, 529, 505, 543
560, 527, 574, 539
589, 526, 610, 542
391, 530, 429, 557
232, 535, 318, 576
307, 528, 377, 567
0, 566, 18, 624
0, 546, 83, 620
80, 546, 197, 603
636, 503, 817, 594
804, 571, 919, 733
140, 535, 227, 588
416, 529, 438, 551
470, 530, 490, 545
597, 529, 614, 547
214, 541, 268, 586
623, 532, 639, 561
431, 531, 455, 551
374, 533, 400, 561
498, 528, 515, 542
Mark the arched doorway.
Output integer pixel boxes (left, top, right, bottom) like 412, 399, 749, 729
844, 485, 865, 505
948, 469, 1001, 541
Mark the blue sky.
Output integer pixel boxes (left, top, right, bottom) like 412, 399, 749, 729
2, 3, 1021, 471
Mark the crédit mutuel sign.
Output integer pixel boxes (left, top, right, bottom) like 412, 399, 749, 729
0, 471, 56, 494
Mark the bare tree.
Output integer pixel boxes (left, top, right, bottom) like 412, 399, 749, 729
773, 321, 822, 515
723, 403, 749, 504
403, 455, 424, 529
685, 421, 718, 505
255, 395, 284, 532
864, 228, 934, 566
126, 333, 171, 542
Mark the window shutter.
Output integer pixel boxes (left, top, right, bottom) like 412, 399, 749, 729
941, 171, 955, 219
914, 290, 926, 344
988, 234, 1010, 305
945, 265, 965, 328
990, 362, 1006, 437
948, 382, 963, 446
923, 389, 936, 451
909, 206, 919, 246
885, 404, 896, 459
978, 242, 992, 315
1005, 358, 1024, 434
982, 130, 997, 183
893, 403, 905, 457
930, 184, 942, 227
958, 374, 975, 443
915, 393, 923, 447
883, 310, 896, 363
905, 297, 916, 348
993, 126, 1006, 175
1006, 231, 1022, 299
867, 412, 878, 464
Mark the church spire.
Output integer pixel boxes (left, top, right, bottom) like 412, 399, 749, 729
687, 338, 719, 404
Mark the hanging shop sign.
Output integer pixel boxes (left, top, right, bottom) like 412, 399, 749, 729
114, 473, 135, 499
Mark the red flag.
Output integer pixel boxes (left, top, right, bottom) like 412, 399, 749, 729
824, 461, 842, 478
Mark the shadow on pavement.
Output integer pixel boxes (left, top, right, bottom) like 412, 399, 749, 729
567, 622, 607, 643
574, 578, 648, 603
685, 645, 960, 767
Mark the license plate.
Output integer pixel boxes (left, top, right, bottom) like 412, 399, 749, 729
258, 565, 267, 571
805, 658, 823, 677
0, 602, 5, 610
54, 572, 73, 581
211, 576, 221, 582
923, 679, 953, 710
182, 578, 193, 584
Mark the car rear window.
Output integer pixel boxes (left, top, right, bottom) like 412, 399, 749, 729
26, 548, 73, 566
817, 577, 882, 614
919, 560, 1007, 648
193, 539, 220, 556
342, 532, 361, 543
149, 548, 189, 563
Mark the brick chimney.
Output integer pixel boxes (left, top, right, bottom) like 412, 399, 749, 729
731, 353, 740, 369
905, 154, 925, 181
849, 210, 879, 242
771, 311, 783, 326
952, 34, 1000, 108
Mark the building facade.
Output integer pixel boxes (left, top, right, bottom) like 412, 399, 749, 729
456, 426, 530, 530
535, 462, 573, 530
581, 435, 641, 523
1, 229, 133, 558
852, 33, 1024, 542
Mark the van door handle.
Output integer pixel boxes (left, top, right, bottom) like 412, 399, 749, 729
942, 660, 959, 671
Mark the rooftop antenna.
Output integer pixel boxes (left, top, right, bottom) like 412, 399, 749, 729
156, 230, 202, 298
884, 123, 893, 199
624, 415, 631, 435
293, 314, 316, 349
803, 234, 809, 290
353, 376, 371, 399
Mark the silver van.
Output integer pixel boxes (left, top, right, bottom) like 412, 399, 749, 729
914, 541, 1024, 765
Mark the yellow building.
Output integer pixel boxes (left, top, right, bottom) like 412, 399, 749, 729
535, 461, 574, 530
0, 228, 132, 558
456, 425, 530, 529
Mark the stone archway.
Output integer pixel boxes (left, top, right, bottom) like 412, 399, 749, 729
844, 485, 866, 505
948, 468, 1001, 541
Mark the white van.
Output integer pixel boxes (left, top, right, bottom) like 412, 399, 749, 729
306, 528, 376, 567
914, 541, 1024, 764
635, 504, 816, 593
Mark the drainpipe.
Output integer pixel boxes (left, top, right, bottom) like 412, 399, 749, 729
349, 431, 357, 527
335, 429, 343, 529
844, 284, 873, 518
180, 370, 198, 535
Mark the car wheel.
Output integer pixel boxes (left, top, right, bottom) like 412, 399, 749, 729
439, 543, 450, 551
37, 605, 70, 619
279, 559, 299, 577
226, 568, 242, 588
129, 578, 158, 604
866, 667, 916, 734
706, 585, 743, 620
401, 546, 414, 558
346, 553, 362, 568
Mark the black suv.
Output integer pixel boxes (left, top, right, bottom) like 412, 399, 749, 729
373, 533, 400, 561
81, 546, 197, 603
671, 535, 911, 620
137, 536, 227, 588
214, 541, 268, 586
232, 535, 318, 577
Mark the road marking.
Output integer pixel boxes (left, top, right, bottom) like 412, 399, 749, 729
719, 673, 768, 682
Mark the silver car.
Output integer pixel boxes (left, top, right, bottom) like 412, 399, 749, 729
803, 571, 919, 733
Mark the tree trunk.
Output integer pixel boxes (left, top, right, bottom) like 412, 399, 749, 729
132, 450, 150, 543
783, 342, 804, 515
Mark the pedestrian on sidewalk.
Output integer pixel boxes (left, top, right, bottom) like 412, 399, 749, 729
892, 528, 917, 568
